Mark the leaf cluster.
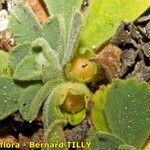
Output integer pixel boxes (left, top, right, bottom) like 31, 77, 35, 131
91, 78, 150, 149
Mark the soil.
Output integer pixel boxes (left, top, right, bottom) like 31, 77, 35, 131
26, 0, 49, 23
93, 8, 150, 85
0, 0, 16, 51
93, 7, 150, 149
111, 9, 150, 83
0, 30, 15, 51
92, 44, 122, 83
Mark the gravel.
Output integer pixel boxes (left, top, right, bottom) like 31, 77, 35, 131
0, 0, 18, 32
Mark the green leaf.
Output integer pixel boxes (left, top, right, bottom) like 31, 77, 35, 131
42, 63, 64, 83
79, 0, 150, 50
91, 85, 111, 132
0, 51, 12, 77
58, 82, 91, 126
0, 77, 24, 120
30, 38, 59, 65
43, 89, 64, 129
118, 144, 137, 150
43, 82, 91, 128
19, 80, 63, 121
9, 3, 66, 62
13, 38, 63, 82
105, 78, 150, 149
43, 16, 66, 62
19, 82, 42, 121
44, 119, 68, 150
86, 130, 125, 150
30, 38, 63, 82
9, 2, 42, 44
43, 0, 83, 34
10, 2, 84, 67
13, 54, 42, 81
10, 43, 31, 70
62, 9, 83, 65
62, 109, 86, 126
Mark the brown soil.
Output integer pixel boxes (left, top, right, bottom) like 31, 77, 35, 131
0, 30, 15, 51
26, 0, 49, 23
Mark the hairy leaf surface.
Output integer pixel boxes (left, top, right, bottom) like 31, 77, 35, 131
43, 0, 83, 34
43, 16, 66, 62
43, 82, 91, 128
9, 2, 66, 59
19, 82, 42, 121
44, 119, 68, 150
86, 130, 125, 150
0, 51, 12, 76
9, 3, 42, 44
79, 0, 150, 50
0, 77, 24, 120
105, 78, 150, 149
13, 54, 42, 81
63, 9, 83, 65
19, 80, 63, 121
10, 43, 31, 70
92, 85, 110, 132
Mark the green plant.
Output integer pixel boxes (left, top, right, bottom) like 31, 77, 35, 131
85, 129, 126, 150
0, 77, 25, 120
0, 0, 149, 149
91, 85, 111, 132
0, 51, 12, 76
78, 0, 150, 50
91, 78, 150, 149
118, 144, 137, 150
105, 78, 150, 149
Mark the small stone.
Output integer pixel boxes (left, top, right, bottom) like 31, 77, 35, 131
121, 49, 138, 67
126, 61, 150, 82
141, 42, 150, 58
111, 22, 131, 46
146, 22, 150, 40
137, 14, 150, 23
0, 9, 8, 32
64, 120, 90, 142
92, 44, 122, 82
7, 0, 18, 12
143, 137, 150, 150
31, 128, 43, 143
128, 23, 142, 42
